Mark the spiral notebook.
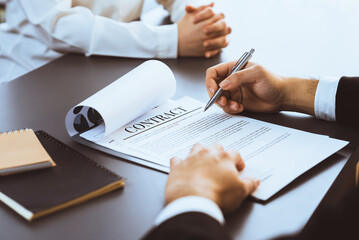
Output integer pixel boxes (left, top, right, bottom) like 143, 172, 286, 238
0, 130, 125, 221
0, 129, 55, 176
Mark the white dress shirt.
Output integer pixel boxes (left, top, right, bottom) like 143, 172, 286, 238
154, 76, 341, 226
314, 77, 340, 122
0, 0, 209, 84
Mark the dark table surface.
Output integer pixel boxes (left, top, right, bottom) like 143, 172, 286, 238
1, 53, 358, 240
1, 1, 359, 239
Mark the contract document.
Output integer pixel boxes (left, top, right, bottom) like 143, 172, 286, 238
65, 60, 348, 201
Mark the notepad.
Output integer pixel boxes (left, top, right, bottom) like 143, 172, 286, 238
0, 129, 55, 176
0, 130, 125, 221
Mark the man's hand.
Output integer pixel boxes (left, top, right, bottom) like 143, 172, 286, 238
177, 4, 231, 58
165, 143, 259, 213
205, 61, 318, 115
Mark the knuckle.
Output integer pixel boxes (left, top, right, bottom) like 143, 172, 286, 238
219, 151, 229, 159
237, 181, 247, 194
230, 72, 241, 81
206, 26, 214, 32
205, 7, 214, 15
206, 67, 214, 75
198, 148, 209, 155
254, 64, 265, 74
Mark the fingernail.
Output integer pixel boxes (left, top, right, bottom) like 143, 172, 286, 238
219, 99, 225, 106
203, 41, 209, 47
205, 52, 211, 58
209, 88, 214, 93
219, 79, 230, 88
230, 103, 238, 111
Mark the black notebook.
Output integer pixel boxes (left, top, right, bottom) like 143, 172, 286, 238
0, 130, 125, 221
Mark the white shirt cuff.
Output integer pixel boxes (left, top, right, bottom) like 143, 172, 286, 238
153, 196, 225, 226
155, 24, 178, 58
314, 77, 340, 122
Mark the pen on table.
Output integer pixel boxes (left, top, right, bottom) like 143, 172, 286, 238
204, 48, 255, 112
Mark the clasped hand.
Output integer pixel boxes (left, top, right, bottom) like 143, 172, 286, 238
178, 3, 231, 58
165, 143, 259, 213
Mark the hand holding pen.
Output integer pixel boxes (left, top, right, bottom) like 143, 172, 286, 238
205, 50, 288, 115
204, 49, 255, 112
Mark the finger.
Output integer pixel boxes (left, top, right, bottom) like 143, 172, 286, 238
203, 36, 229, 51
220, 101, 244, 114
227, 150, 245, 171
208, 142, 224, 152
193, 7, 215, 23
205, 61, 238, 84
185, 2, 214, 13
204, 12, 225, 26
216, 95, 228, 107
227, 27, 232, 35
216, 95, 244, 114
205, 78, 219, 98
170, 156, 183, 170
203, 20, 227, 36
189, 143, 206, 156
204, 49, 220, 58
241, 177, 260, 196
218, 62, 258, 90
228, 100, 244, 112
185, 5, 198, 13
205, 25, 231, 40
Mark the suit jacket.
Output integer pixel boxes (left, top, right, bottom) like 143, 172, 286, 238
144, 77, 359, 240
336, 77, 359, 127
144, 182, 358, 240
143, 212, 231, 240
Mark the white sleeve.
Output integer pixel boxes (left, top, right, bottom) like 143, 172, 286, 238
153, 196, 224, 226
19, 0, 178, 58
156, 0, 214, 23
314, 77, 340, 121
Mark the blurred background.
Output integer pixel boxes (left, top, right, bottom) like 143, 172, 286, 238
1, 0, 359, 80
142, 0, 359, 79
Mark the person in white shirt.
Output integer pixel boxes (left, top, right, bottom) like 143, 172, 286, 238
0, 0, 231, 83
143, 61, 359, 239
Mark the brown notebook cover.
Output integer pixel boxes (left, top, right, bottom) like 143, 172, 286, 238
0, 130, 125, 221
0, 129, 55, 176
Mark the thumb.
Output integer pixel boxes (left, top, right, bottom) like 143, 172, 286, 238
219, 64, 257, 90
185, 2, 214, 13
241, 177, 260, 196
185, 5, 197, 13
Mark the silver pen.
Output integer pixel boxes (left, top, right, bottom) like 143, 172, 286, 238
204, 48, 255, 112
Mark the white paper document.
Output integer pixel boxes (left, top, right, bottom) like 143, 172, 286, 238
65, 60, 348, 201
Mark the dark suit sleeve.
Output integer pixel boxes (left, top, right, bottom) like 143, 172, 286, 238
142, 212, 231, 240
336, 76, 359, 127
